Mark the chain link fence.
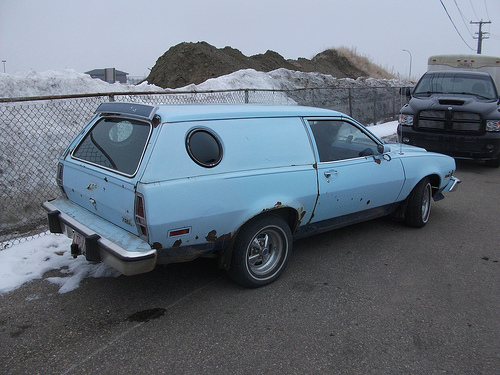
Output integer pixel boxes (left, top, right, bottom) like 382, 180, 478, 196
0, 87, 408, 247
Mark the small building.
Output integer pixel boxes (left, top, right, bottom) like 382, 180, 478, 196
85, 68, 128, 83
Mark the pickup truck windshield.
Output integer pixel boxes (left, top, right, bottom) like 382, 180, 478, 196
72, 117, 151, 176
413, 72, 498, 100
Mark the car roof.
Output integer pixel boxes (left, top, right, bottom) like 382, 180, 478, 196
154, 104, 344, 123
424, 70, 492, 78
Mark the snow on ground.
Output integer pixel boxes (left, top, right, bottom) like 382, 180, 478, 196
371, 120, 398, 138
0, 68, 399, 295
0, 233, 120, 295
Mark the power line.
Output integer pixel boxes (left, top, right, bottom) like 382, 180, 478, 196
455, 0, 474, 37
440, 0, 475, 50
483, 0, 491, 20
469, 0, 480, 20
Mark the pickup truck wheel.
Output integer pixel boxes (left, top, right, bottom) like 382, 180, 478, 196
228, 215, 292, 288
405, 177, 432, 228
485, 157, 500, 168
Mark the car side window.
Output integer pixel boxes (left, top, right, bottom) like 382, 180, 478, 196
309, 120, 378, 162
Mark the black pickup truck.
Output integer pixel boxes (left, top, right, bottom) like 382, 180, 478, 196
398, 70, 500, 167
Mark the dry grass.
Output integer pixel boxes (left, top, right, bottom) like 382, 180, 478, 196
336, 46, 397, 79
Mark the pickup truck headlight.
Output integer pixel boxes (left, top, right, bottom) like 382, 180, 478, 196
399, 114, 414, 126
486, 120, 500, 132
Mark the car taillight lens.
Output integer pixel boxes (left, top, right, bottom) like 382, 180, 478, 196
135, 194, 148, 239
57, 163, 67, 198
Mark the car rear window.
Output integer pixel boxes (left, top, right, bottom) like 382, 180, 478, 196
72, 117, 151, 176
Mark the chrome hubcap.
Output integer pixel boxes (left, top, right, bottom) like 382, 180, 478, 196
247, 227, 284, 276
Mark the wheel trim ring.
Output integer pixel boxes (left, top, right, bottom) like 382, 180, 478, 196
245, 225, 287, 280
421, 183, 432, 223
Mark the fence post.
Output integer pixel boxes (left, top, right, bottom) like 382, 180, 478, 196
392, 87, 396, 119
348, 88, 352, 117
245, 90, 249, 104
373, 89, 377, 125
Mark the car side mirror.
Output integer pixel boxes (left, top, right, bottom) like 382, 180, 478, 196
378, 144, 390, 154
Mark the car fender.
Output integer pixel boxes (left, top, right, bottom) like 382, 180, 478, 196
397, 151, 456, 199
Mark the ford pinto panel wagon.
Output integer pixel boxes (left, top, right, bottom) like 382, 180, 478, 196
43, 103, 460, 287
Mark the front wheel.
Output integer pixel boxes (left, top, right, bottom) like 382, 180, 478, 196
485, 157, 500, 168
228, 215, 292, 288
405, 177, 432, 228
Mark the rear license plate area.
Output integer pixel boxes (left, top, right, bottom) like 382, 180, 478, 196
72, 230, 86, 254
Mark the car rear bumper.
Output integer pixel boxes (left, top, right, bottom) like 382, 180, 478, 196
42, 199, 157, 276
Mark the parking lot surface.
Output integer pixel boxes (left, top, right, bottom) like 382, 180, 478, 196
1, 160, 499, 374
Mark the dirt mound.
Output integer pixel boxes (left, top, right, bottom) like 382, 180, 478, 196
145, 42, 395, 89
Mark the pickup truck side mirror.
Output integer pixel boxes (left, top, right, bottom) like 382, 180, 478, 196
399, 87, 412, 98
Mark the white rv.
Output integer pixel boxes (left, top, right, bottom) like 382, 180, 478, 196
428, 54, 500, 89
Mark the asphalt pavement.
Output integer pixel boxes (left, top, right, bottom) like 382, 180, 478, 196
1, 160, 499, 374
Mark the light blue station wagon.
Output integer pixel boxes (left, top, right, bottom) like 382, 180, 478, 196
43, 103, 460, 287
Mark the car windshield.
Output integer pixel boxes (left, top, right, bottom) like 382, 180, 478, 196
72, 117, 151, 176
413, 72, 498, 100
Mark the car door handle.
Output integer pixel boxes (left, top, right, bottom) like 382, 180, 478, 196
324, 170, 338, 178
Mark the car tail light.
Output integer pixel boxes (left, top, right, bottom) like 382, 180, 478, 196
135, 194, 148, 240
56, 162, 67, 198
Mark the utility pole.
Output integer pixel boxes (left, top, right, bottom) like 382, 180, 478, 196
470, 20, 491, 54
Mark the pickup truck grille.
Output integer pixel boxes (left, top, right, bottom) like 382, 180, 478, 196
416, 110, 482, 134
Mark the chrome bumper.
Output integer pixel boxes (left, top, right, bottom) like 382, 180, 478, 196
433, 176, 461, 202
445, 176, 461, 193
42, 199, 157, 276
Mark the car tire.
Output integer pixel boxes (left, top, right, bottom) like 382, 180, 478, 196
405, 177, 432, 228
228, 215, 292, 288
485, 157, 500, 168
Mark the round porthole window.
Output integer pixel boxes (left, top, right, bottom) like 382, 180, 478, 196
186, 129, 223, 168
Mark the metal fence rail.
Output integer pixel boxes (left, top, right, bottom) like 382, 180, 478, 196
0, 87, 408, 247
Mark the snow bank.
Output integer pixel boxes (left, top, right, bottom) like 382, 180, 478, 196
0, 69, 164, 98
0, 68, 408, 98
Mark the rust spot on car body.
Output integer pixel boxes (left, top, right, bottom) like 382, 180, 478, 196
122, 217, 132, 226
172, 239, 182, 247
152, 242, 162, 250
206, 230, 231, 243
372, 156, 381, 164
206, 230, 217, 242
300, 210, 306, 220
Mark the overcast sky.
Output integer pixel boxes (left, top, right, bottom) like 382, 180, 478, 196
1, 0, 499, 81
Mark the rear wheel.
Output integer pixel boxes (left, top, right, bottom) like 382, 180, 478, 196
405, 177, 432, 228
228, 215, 292, 288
